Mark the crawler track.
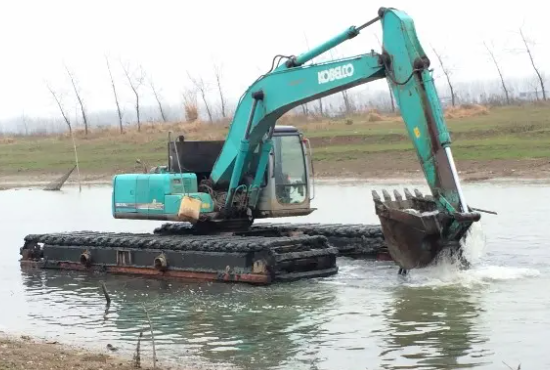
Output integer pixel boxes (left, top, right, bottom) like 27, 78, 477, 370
154, 222, 389, 259
20, 231, 339, 285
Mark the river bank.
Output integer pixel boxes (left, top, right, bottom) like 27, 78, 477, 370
1, 103, 549, 189
0, 333, 179, 370
1, 156, 549, 190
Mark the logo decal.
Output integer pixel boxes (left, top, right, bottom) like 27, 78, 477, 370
318, 63, 355, 84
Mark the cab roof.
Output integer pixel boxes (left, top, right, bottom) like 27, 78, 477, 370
274, 125, 299, 134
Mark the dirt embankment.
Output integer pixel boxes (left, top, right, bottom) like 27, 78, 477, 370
1, 156, 550, 190
312, 155, 550, 182
1, 103, 550, 189
0, 334, 171, 370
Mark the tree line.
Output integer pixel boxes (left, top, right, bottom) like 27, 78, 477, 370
0, 27, 547, 136
39, 55, 230, 137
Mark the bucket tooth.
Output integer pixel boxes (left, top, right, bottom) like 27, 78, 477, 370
393, 189, 403, 201
414, 188, 423, 198
372, 190, 381, 202
404, 188, 413, 200
382, 189, 392, 201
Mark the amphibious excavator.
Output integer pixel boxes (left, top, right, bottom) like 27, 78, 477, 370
20, 7, 483, 284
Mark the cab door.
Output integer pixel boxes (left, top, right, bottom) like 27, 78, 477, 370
255, 132, 313, 218
272, 133, 309, 205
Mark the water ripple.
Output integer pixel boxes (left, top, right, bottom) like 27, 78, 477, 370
2, 184, 550, 369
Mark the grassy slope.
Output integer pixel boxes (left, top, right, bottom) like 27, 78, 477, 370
1, 104, 550, 179
307, 104, 550, 161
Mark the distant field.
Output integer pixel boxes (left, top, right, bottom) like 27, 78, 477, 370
1, 103, 550, 182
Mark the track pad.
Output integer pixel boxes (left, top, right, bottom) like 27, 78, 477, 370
372, 188, 459, 270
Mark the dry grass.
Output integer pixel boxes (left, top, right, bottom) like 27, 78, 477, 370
3, 103, 550, 180
444, 104, 490, 119
184, 103, 199, 122
59, 119, 229, 143
0, 104, 490, 145
0, 136, 16, 144
182, 90, 199, 122
367, 111, 385, 122
286, 104, 490, 133
287, 108, 401, 132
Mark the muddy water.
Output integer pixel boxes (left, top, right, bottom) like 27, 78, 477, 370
0, 180, 548, 370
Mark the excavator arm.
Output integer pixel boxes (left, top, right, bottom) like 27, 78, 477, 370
206, 7, 482, 269
211, 51, 386, 208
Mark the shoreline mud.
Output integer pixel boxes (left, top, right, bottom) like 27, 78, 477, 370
0, 332, 183, 370
1, 174, 550, 191
1, 160, 550, 190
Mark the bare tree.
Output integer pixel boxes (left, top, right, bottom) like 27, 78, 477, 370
431, 46, 457, 107
46, 83, 72, 131
519, 28, 546, 101
213, 62, 227, 119
527, 77, 540, 101
105, 55, 124, 133
327, 49, 355, 114
64, 64, 89, 135
148, 77, 167, 122
341, 90, 353, 114
45, 82, 82, 192
121, 61, 146, 131
182, 87, 199, 122
187, 72, 213, 123
483, 41, 510, 105
301, 103, 309, 116
21, 114, 29, 135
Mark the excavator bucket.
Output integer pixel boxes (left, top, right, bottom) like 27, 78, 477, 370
372, 188, 480, 270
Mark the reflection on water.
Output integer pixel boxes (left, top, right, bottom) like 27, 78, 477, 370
3, 181, 550, 369
377, 283, 490, 369
19, 268, 338, 370
16, 260, 538, 370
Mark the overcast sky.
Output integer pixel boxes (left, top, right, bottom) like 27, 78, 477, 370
0, 0, 546, 122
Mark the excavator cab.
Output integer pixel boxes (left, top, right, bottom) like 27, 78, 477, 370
153, 125, 315, 222
254, 125, 315, 218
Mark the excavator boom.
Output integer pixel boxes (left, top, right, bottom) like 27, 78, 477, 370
205, 6, 481, 269
209, 8, 468, 212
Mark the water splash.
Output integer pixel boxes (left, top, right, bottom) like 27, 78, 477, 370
405, 260, 541, 289
396, 220, 544, 288
460, 220, 488, 265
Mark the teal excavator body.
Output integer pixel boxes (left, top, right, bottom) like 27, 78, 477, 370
112, 7, 484, 270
